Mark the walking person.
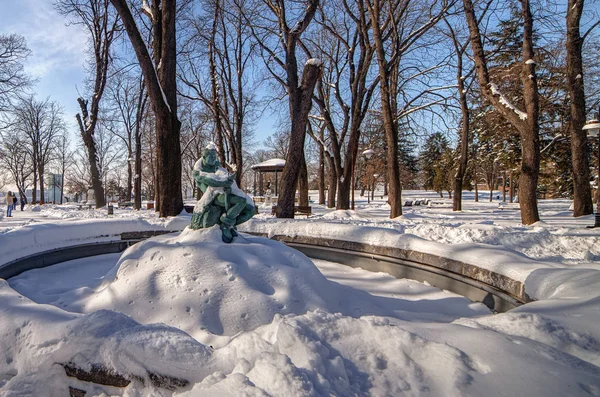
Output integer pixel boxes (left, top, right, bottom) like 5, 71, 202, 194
6, 191, 13, 217
13, 194, 17, 210
20, 195, 26, 211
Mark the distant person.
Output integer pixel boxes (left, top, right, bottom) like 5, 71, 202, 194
6, 191, 13, 217
12, 195, 17, 210
20, 196, 26, 211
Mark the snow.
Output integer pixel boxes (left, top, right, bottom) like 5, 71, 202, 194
305, 58, 323, 67
525, 59, 535, 65
250, 158, 286, 169
142, 0, 154, 21
489, 82, 528, 121
1, 192, 600, 395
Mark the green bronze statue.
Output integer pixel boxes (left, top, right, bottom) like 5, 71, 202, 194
191, 144, 255, 243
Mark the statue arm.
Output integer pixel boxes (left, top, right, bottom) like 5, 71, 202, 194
195, 172, 233, 188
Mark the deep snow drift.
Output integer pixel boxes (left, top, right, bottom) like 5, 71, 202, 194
1, 193, 600, 396
84, 226, 479, 345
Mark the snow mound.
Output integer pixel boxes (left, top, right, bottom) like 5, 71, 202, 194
0, 280, 214, 395
180, 311, 482, 396
84, 226, 395, 343
321, 210, 362, 220
456, 312, 600, 366
179, 310, 600, 397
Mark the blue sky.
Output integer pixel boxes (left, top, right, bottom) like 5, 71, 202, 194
0, 0, 88, 139
0, 0, 278, 145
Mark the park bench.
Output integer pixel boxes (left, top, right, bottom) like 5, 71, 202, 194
403, 201, 413, 207
271, 205, 312, 216
498, 202, 519, 210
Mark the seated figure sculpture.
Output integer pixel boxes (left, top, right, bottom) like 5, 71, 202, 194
191, 143, 255, 243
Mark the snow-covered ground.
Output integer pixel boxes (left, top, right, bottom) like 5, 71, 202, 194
0, 190, 599, 396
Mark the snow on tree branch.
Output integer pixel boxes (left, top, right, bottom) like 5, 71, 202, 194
489, 83, 527, 121
141, 0, 154, 22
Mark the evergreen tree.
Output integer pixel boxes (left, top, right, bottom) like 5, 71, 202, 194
420, 132, 450, 191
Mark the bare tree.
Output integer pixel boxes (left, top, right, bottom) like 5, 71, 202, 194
179, 99, 211, 199
463, 0, 540, 224
96, 122, 127, 202
442, 5, 488, 211
309, 0, 379, 210
250, 0, 323, 218
566, 0, 593, 216
105, 71, 148, 208
11, 96, 65, 204
366, 0, 452, 218
109, 0, 183, 216
0, 34, 31, 111
0, 130, 33, 201
56, 0, 121, 208
54, 134, 72, 204
65, 146, 93, 200
179, 0, 258, 187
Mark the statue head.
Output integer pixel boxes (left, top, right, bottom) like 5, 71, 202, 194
201, 143, 219, 170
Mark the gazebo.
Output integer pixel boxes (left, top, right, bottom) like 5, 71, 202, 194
250, 158, 285, 198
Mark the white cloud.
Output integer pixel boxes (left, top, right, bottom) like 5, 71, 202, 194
0, 0, 90, 140
3, 0, 88, 79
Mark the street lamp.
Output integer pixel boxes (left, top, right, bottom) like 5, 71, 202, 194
352, 148, 374, 209
363, 149, 373, 204
584, 116, 600, 228
373, 173, 379, 202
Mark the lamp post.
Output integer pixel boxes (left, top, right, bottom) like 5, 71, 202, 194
352, 148, 374, 209
373, 173, 379, 202
584, 116, 600, 227
363, 149, 373, 204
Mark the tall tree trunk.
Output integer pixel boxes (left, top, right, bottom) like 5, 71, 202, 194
509, 172, 514, 202
60, 172, 65, 204
445, 18, 471, 212
38, 165, 45, 204
298, 154, 309, 206
32, 156, 38, 203
77, 102, 106, 208
518, 0, 540, 224
318, 139, 325, 205
337, 177, 351, 209
110, 0, 183, 217
453, 76, 469, 211
62, 0, 120, 209
567, 0, 593, 216
277, 61, 322, 217
210, 0, 227, 167
135, 132, 142, 210
474, 165, 478, 202
502, 171, 506, 202
327, 156, 337, 208
126, 150, 133, 202
463, 0, 540, 224
369, 0, 402, 218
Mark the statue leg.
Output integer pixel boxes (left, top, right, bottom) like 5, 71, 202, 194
235, 204, 255, 225
220, 195, 247, 225
203, 205, 222, 228
190, 213, 202, 230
